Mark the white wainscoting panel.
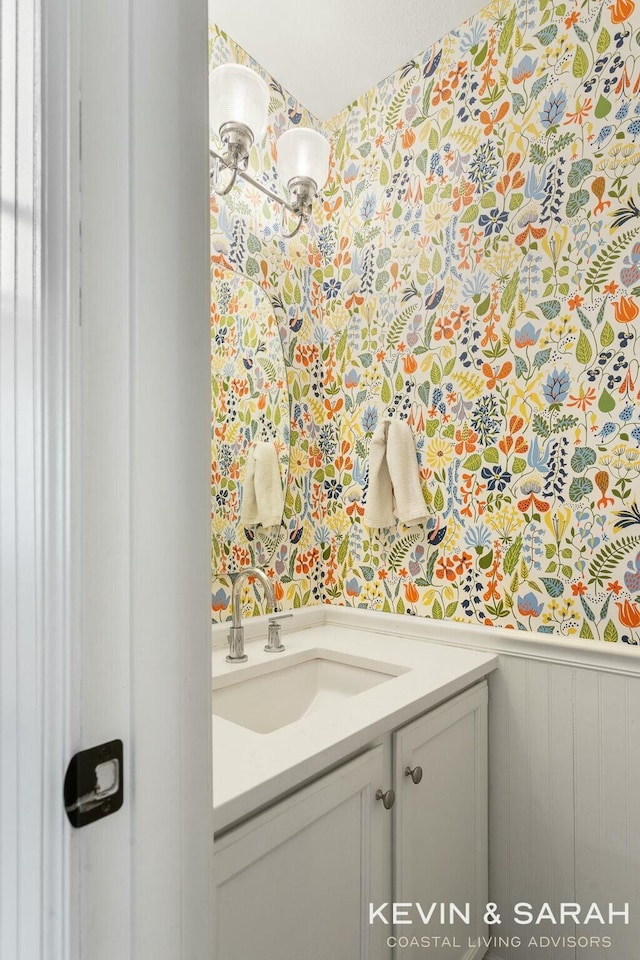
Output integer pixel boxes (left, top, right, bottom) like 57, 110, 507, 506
279, 607, 640, 960
488, 657, 640, 960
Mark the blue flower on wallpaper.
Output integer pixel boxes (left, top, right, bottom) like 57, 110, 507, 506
628, 118, 640, 140
318, 425, 337, 458
514, 321, 540, 347
462, 271, 490, 300
464, 524, 492, 550
517, 592, 544, 617
211, 587, 228, 613
540, 89, 567, 127
360, 193, 376, 220
521, 251, 543, 297
470, 395, 501, 444
323, 278, 342, 300
314, 525, 331, 545
543, 369, 570, 405
457, 19, 486, 54
479, 208, 509, 236
524, 166, 548, 200
344, 368, 360, 388
468, 141, 498, 189
317, 225, 336, 262
512, 55, 538, 84
361, 406, 378, 432
343, 160, 359, 183
324, 478, 344, 500
528, 436, 551, 471
345, 577, 361, 598
481, 465, 512, 492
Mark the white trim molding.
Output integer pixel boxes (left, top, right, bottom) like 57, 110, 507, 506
213, 604, 640, 677
1, 1, 47, 957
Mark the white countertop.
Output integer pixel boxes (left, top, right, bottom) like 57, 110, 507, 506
212, 614, 498, 833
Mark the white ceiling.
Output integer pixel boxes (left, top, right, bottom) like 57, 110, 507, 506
210, 0, 490, 121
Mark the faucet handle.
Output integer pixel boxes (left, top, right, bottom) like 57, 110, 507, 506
264, 614, 292, 653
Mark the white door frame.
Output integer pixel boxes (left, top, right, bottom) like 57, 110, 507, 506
2, 1, 214, 957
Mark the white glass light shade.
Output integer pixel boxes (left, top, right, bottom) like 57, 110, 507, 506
276, 128, 330, 190
209, 64, 269, 141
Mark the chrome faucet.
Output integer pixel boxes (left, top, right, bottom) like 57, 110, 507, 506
227, 567, 276, 663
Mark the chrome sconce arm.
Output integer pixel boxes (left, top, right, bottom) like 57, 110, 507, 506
210, 146, 315, 239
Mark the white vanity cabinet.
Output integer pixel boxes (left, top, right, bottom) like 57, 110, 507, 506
214, 681, 488, 960
214, 744, 392, 960
393, 682, 488, 959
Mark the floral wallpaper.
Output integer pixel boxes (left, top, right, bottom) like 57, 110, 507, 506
211, 260, 290, 574
209, 25, 328, 620
211, 0, 640, 644
320, 0, 640, 641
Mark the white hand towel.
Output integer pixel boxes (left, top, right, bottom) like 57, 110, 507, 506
241, 441, 284, 527
363, 420, 395, 528
254, 441, 285, 527
387, 419, 428, 527
240, 445, 259, 525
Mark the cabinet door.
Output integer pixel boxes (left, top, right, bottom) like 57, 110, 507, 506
393, 682, 488, 960
214, 745, 392, 960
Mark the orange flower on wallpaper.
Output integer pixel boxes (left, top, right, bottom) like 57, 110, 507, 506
454, 424, 479, 456
404, 582, 419, 604
609, 0, 634, 22
567, 386, 596, 410
230, 377, 249, 397
294, 343, 320, 367
616, 599, 640, 628
613, 296, 639, 323
402, 353, 418, 374
324, 397, 344, 419
481, 361, 512, 389
479, 100, 509, 135
401, 128, 416, 149
498, 414, 528, 456
452, 180, 475, 211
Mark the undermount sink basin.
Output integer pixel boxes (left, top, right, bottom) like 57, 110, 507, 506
213, 653, 401, 734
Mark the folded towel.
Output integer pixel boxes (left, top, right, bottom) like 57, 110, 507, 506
241, 445, 259, 525
241, 441, 284, 527
363, 419, 428, 528
363, 421, 395, 528
387, 419, 428, 527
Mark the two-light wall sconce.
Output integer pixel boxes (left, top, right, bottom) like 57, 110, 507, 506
209, 64, 330, 238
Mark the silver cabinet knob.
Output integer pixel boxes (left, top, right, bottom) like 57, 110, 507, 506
404, 765, 423, 785
375, 788, 395, 810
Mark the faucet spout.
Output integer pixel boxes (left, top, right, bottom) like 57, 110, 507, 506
227, 567, 276, 663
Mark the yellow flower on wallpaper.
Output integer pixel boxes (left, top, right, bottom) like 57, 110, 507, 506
425, 438, 454, 470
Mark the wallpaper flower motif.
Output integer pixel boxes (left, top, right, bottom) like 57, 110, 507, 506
320, 0, 640, 641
